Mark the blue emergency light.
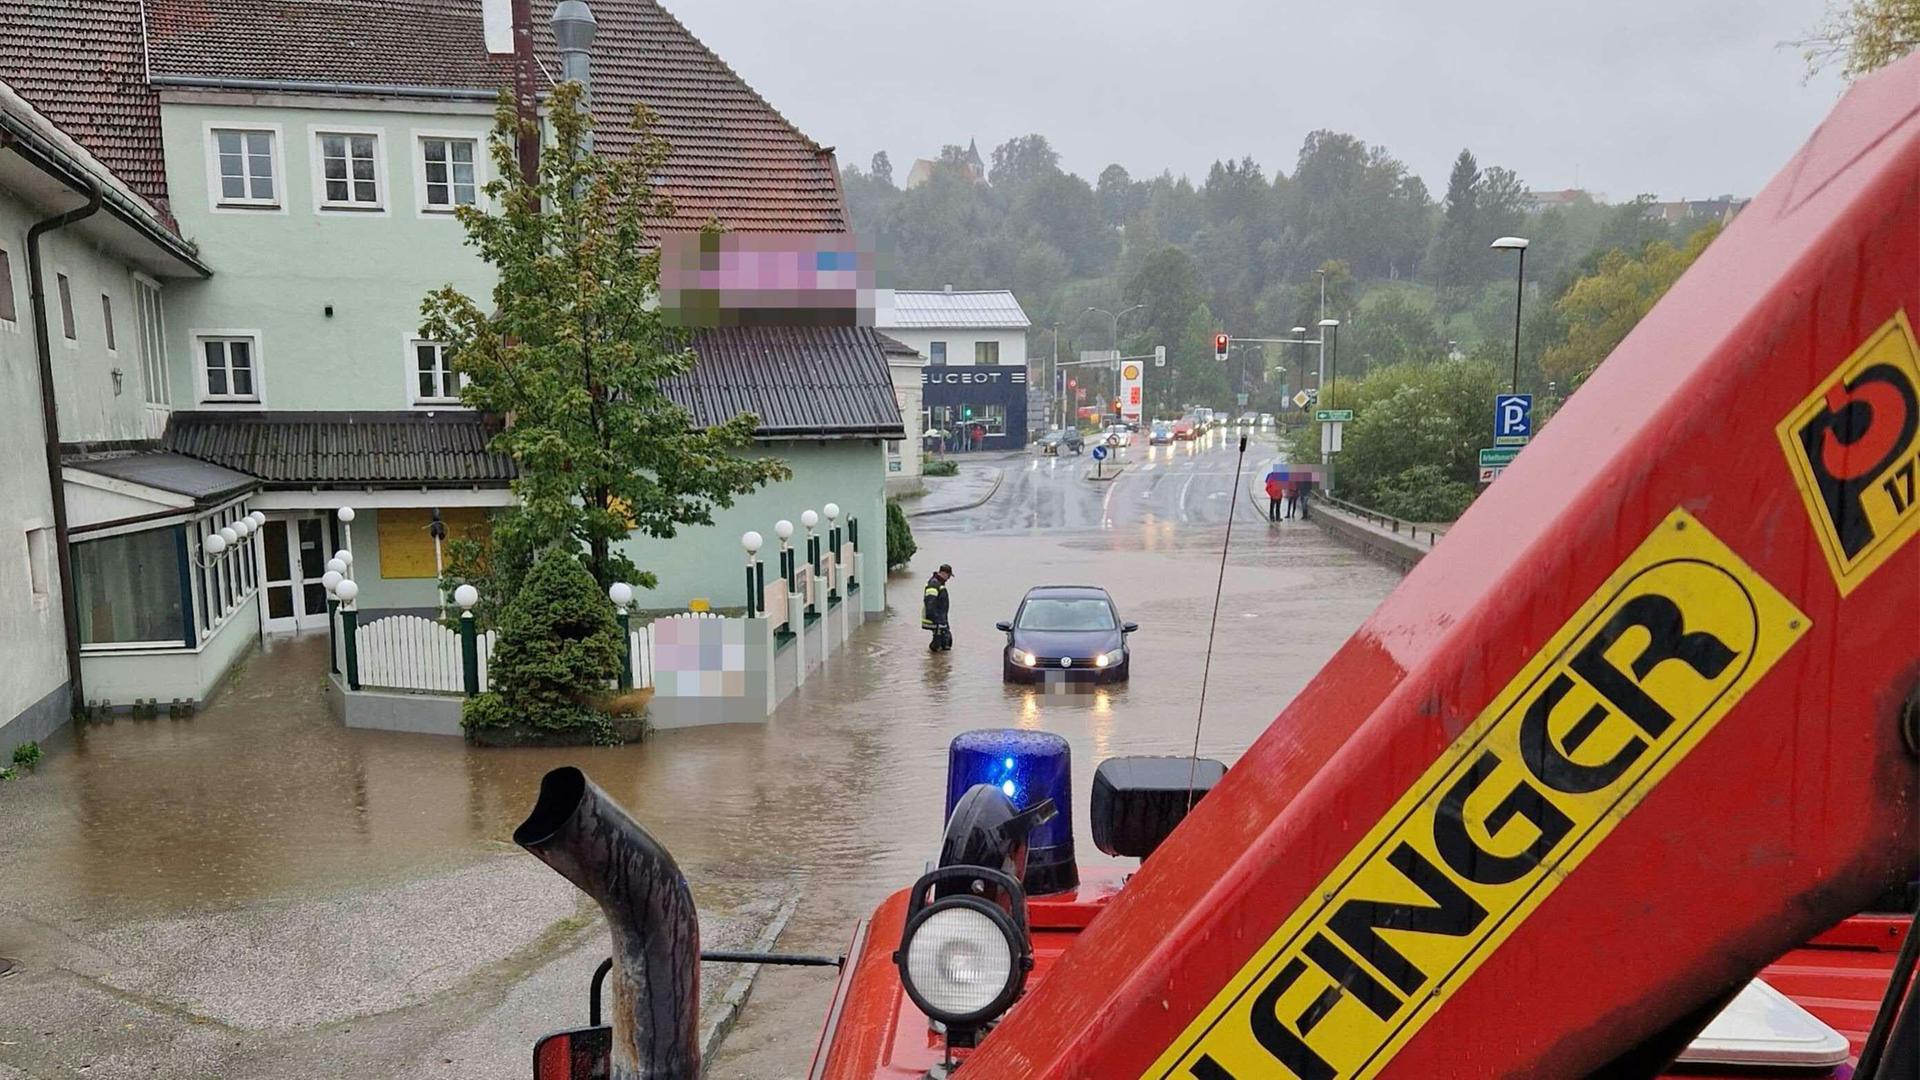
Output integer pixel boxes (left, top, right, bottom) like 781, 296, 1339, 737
946, 729, 1078, 895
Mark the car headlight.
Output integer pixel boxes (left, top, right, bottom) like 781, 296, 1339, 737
1101, 648, 1125, 668
897, 896, 1026, 1028
1014, 649, 1036, 667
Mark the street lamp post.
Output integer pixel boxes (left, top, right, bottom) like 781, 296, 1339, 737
1491, 236, 1530, 394
1319, 318, 1341, 403
1086, 304, 1144, 416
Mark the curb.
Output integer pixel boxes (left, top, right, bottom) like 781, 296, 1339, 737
904, 467, 1004, 518
699, 887, 804, 1062
1084, 458, 1131, 482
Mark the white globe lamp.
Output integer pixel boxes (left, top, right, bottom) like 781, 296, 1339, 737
453, 583, 480, 612
334, 549, 353, 568
801, 509, 818, 530
204, 531, 228, 556
334, 579, 359, 604
325, 557, 346, 575
774, 519, 793, 542
337, 507, 356, 523
321, 570, 344, 595
741, 530, 763, 555
218, 526, 239, 546
824, 502, 840, 522
608, 581, 634, 609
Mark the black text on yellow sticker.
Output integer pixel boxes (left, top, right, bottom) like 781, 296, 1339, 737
1148, 510, 1806, 1080
1777, 310, 1920, 595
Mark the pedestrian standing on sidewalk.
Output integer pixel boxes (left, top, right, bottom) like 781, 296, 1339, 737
1265, 472, 1285, 522
922, 564, 954, 651
1299, 484, 1311, 521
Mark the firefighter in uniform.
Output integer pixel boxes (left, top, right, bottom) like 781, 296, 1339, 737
922, 564, 954, 651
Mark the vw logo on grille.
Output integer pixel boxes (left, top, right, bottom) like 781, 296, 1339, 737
1060, 657, 1072, 668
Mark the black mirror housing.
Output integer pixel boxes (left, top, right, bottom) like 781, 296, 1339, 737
995, 620, 1013, 632
1123, 621, 1139, 633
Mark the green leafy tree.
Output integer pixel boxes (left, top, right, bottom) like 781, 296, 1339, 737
1286, 360, 1501, 519
886, 499, 917, 569
463, 547, 625, 740
1803, 0, 1920, 78
1348, 290, 1447, 371
1541, 223, 1721, 387
420, 83, 789, 598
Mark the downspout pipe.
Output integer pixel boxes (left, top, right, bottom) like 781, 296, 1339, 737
515, 767, 701, 1079
26, 173, 102, 709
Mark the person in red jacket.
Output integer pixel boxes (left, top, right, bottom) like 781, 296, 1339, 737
1264, 472, 1285, 522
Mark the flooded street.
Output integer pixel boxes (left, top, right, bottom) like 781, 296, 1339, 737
0, 433, 1401, 1078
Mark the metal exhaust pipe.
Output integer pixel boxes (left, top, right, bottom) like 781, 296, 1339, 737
515, 767, 700, 1079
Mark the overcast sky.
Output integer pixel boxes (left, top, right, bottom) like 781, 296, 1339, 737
677, 0, 1847, 202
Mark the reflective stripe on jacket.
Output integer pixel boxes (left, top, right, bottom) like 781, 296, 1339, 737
922, 576, 949, 627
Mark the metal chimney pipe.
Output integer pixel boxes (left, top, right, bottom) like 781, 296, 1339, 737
515, 767, 700, 1079
553, 0, 597, 89
551, 0, 597, 154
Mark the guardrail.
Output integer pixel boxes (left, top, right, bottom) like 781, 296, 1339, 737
1319, 494, 1447, 547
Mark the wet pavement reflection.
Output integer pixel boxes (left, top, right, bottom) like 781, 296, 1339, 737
0, 436, 1402, 1076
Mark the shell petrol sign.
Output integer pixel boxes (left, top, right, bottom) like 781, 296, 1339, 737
1121, 361, 1144, 423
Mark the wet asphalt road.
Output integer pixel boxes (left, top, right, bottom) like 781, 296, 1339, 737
0, 429, 1402, 1079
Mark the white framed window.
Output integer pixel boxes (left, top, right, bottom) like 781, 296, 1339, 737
409, 340, 461, 404
135, 278, 169, 407
101, 293, 116, 353
975, 341, 1000, 365
56, 272, 75, 341
315, 130, 383, 209
211, 127, 279, 207
197, 333, 260, 403
929, 341, 947, 365
420, 136, 479, 210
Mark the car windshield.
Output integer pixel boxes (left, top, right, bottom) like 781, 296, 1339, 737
1018, 597, 1115, 631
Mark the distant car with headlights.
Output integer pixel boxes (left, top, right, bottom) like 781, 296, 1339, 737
1102, 425, 1133, 449
998, 586, 1136, 683
1148, 421, 1174, 444
1172, 419, 1196, 441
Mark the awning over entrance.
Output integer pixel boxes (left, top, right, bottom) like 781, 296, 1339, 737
166, 411, 516, 489
63, 449, 260, 532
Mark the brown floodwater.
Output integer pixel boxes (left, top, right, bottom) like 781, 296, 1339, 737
0, 437, 1402, 1074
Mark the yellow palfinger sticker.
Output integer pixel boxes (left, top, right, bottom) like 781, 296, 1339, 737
1148, 509, 1807, 1080
1777, 310, 1920, 595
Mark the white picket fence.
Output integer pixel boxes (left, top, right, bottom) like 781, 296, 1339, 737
355, 615, 495, 694
350, 612, 731, 695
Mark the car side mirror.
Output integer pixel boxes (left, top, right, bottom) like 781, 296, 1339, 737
995, 621, 1013, 633
1123, 622, 1139, 633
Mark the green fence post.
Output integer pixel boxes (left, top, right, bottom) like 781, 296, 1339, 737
341, 605, 361, 691
327, 597, 340, 674
617, 607, 632, 690
460, 611, 479, 697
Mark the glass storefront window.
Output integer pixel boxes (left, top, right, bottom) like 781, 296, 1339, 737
73, 527, 189, 646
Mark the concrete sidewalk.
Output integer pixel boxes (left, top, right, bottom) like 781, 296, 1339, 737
899, 458, 1006, 517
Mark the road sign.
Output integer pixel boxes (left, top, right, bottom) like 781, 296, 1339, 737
1495, 394, 1533, 444
1479, 446, 1521, 468
1478, 465, 1505, 483
1120, 362, 1144, 424
1091, 445, 1108, 461
1154, 344, 1167, 368
1292, 390, 1311, 408
1314, 409, 1355, 422
1236, 392, 1249, 406
1321, 421, 1344, 455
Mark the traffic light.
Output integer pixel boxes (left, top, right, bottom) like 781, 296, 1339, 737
962, 406, 973, 420
1068, 378, 1077, 390
1213, 333, 1230, 362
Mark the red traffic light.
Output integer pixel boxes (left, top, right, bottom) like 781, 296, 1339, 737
1068, 378, 1078, 389
1213, 333, 1230, 360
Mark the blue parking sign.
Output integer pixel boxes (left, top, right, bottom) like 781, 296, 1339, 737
1495, 394, 1532, 445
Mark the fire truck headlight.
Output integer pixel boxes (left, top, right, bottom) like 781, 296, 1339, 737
897, 897, 1025, 1028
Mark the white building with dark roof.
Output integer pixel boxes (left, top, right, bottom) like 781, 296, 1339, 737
876, 287, 1032, 451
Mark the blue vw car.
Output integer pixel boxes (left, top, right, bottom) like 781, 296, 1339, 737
998, 585, 1137, 683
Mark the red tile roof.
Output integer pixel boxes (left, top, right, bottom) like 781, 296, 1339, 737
0, 1, 173, 214
143, 0, 848, 234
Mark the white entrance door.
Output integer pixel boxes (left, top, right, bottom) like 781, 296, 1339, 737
260, 514, 332, 633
